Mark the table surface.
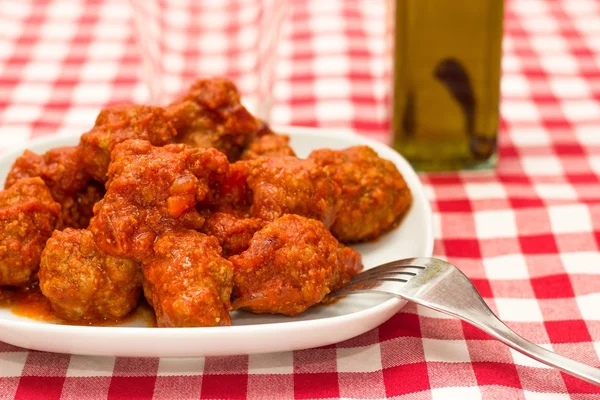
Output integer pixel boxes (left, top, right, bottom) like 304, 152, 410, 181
1, 0, 600, 399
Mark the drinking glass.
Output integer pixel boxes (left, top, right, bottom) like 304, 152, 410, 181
129, 0, 287, 121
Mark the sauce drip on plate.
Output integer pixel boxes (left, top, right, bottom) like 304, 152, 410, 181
0, 285, 156, 327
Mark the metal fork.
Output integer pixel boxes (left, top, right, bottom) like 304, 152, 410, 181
329, 257, 600, 386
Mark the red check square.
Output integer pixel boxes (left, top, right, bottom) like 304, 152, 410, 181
201, 374, 248, 400
294, 373, 339, 399
519, 234, 559, 254
383, 362, 430, 396
545, 320, 592, 344
531, 274, 575, 298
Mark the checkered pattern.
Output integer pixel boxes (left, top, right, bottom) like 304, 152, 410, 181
1, 0, 600, 398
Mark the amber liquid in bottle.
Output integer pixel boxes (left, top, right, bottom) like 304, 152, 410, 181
392, 0, 504, 171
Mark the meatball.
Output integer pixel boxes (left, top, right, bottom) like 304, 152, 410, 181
166, 78, 262, 161
39, 229, 141, 322
79, 104, 177, 182
89, 139, 228, 260
231, 214, 363, 316
309, 146, 412, 242
5, 147, 88, 194
142, 230, 234, 327
4, 147, 98, 229
240, 133, 296, 160
246, 156, 339, 229
0, 178, 61, 286
200, 211, 264, 257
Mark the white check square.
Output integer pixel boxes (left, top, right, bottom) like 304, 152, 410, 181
432, 386, 482, 400
72, 83, 114, 105
576, 293, 600, 320
249, 352, 293, 374
549, 77, 590, 98
337, 344, 383, 373
575, 125, 600, 145
539, 55, 579, 73
0, 352, 27, 377
561, 100, 600, 121
534, 184, 578, 200
501, 100, 540, 122
522, 156, 563, 176
501, 74, 531, 96
67, 356, 116, 377
315, 78, 351, 98
316, 100, 354, 121
423, 339, 471, 363
474, 210, 517, 239
22, 62, 62, 80
560, 252, 600, 274
524, 391, 571, 400
12, 83, 52, 104
509, 127, 550, 146
483, 254, 529, 280
1, 105, 42, 123
157, 358, 205, 376
495, 298, 543, 322
548, 204, 592, 233
465, 183, 506, 199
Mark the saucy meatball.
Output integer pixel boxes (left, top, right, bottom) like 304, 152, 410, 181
166, 78, 262, 161
5, 147, 88, 194
0, 178, 61, 286
240, 133, 296, 161
309, 146, 412, 242
4, 147, 98, 229
79, 104, 177, 182
246, 156, 339, 229
200, 211, 264, 257
89, 139, 228, 260
39, 229, 141, 322
231, 214, 363, 316
142, 230, 234, 327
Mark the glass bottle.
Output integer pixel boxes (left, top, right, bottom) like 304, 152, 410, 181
391, 0, 504, 171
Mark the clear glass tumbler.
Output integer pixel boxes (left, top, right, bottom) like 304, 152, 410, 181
129, 0, 287, 121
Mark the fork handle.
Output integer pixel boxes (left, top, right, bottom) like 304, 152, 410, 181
433, 302, 600, 386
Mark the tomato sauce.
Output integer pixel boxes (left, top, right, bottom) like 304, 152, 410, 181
0, 285, 156, 327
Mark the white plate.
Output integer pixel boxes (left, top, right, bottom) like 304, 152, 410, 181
0, 127, 433, 357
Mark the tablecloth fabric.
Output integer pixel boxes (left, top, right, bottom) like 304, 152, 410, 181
1, 0, 600, 399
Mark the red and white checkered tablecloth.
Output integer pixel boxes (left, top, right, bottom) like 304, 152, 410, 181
1, 0, 600, 399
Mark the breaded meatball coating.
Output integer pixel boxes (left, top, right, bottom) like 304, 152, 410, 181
79, 104, 177, 182
166, 78, 262, 161
246, 156, 339, 229
309, 146, 412, 242
200, 211, 264, 257
231, 214, 363, 316
4, 147, 99, 229
89, 139, 228, 260
142, 230, 234, 327
39, 229, 141, 322
240, 133, 297, 161
0, 178, 61, 286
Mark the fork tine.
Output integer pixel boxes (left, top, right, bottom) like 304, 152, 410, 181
330, 278, 408, 298
349, 264, 424, 282
372, 259, 427, 270
349, 270, 417, 284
